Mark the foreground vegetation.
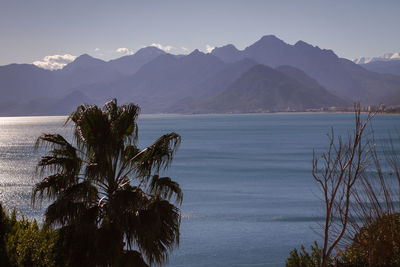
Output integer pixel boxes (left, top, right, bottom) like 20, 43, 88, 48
1, 101, 399, 266
1, 99, 183, 267
0, 204, 58, 266
287, 105, 400, 266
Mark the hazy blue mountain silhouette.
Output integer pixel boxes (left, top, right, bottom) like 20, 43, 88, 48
165, 58, 258, 113
187, 65, 348, 113
55, 54, 124, 90
212, 35, 400, 104
107, 47, 166, 75
76, 50, 235, 113
0, 48, 168, 115
0, 64, 56, 102
211, 44, 242, 63
360, 60, 400, 76
1, 35, 400, 116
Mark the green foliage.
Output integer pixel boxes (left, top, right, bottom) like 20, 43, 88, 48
0, 204, 10, 266
286, 242, 322, 267
339, 213, 400, 266
32, 99, 183, 266
0, 204, 58, 267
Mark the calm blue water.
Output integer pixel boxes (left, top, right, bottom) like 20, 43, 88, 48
0, 113, 398, 266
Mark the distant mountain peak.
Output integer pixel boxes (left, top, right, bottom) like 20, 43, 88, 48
188, 49, 204, 56
256, 35, 285, 44
2, 34, 400, 116
246, 35, 289, 52
294, 40, 336, 58
70, 53, 105, 65
192, 62, 348, 113
210, 44, 242, 63
294, 40, 312, 48
62, 54, 106, 71
78, 53, 91, 58
74, 53, 94, 61
259, 34, 279, 41
353, 52, 400, 64
217, 44, 239, 51
106, 46, 167, 75
134, 46, 166, 57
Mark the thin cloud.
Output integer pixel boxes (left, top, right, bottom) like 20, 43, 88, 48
150, 43, 174, 52
33, 54, 76, 70
181, 46, 189, 52
116, 47, 134, 55
95, 48, 100, 51
206, 45, 215, 53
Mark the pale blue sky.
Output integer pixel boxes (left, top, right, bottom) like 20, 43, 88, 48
0, 0, 399, 65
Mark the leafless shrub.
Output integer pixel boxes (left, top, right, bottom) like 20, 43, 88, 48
312, 103, 377, 266
343, 128, 400, 265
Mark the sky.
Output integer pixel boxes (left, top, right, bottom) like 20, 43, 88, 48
0, 0, 399, 67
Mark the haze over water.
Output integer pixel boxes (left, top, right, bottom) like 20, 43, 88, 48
0, 113, 398, 266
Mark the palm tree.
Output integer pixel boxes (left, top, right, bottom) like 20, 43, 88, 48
32, 99, 182, 267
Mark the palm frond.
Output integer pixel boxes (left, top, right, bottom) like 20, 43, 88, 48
35, 133, 73, 150
45, 200, 87, 226
35, 134, 81, 171
108, 101, 140, 143
131, 198, 180, 266
118, 250, 149, 267
32, 173, 77, 207
149, 175, 183, 204
44, 181, 98, 226
108, 185, 148, 222
46, 203, 99, 229
75, 105, 111, 150
134, 133, 181, 178
66, 104, 88, 125
33, 100, 182, 266
61, 180, 98, 204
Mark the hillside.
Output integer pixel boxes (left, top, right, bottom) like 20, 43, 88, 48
1, 35, 399, 116
212, 35, 400, 104
190, 65, 348, 113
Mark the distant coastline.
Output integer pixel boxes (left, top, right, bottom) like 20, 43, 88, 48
183, 106, 400, 116
1, 107, 400, 118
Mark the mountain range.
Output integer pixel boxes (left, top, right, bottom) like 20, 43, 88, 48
184, 65, 348, 113
353, 53, 400, 64
1, 35, 400, 116
357, 60, 400, 76
353, 52, 400, 76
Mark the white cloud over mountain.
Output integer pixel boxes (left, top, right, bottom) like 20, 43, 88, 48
353, 52, 400, 64
33, 54, 77, 70
150, 43, 174, 52
205, 44, 215, 53
116, 47, 134, 55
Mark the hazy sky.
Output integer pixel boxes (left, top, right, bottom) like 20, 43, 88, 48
1, 0, 399, 65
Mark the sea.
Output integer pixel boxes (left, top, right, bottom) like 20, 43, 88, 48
0, 113, 399, 266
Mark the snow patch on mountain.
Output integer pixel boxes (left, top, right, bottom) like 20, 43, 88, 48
353, 52, 400, 64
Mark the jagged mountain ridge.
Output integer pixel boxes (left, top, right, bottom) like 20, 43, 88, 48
0, 35, 399, 115
0, 47, 168, 115
107, 47, 166, 75
353, 53, 400, 64
211, 35, 400, 104
185, 65, 348, 113
359, 60, 400, 76
73, 50, 256, 113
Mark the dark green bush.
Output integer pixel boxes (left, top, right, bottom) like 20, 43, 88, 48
0, 204, 58, 267
339, 213, 400, 266
286, 242, 322, 267
288, 214, 400, 266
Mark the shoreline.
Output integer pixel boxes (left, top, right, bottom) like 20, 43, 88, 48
1, 111, 400, 119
